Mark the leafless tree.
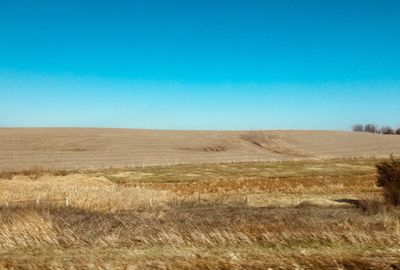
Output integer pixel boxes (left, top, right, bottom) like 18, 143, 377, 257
364, 124, 378, 133
381, 126, 395, 135
352, 124, 364, 132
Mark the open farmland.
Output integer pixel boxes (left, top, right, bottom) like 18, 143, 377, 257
1, 128, 400, 172
1, 158, 400, 269
1, 129, 400, 269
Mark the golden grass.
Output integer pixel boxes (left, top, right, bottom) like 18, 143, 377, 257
0, 174, 174, 212
1, 204, 400, 269
1, 158, 399, 269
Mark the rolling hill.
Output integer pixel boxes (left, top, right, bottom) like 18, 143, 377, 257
1, 128, 400, 171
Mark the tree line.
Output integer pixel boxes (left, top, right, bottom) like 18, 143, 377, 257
353, 124, 400, 135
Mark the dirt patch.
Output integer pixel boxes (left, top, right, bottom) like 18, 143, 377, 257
241, 132, 310, 157
178, 145, 229, 152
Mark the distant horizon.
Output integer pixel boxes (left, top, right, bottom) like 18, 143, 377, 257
0, 126, 397, 132
1, 1, 399, 130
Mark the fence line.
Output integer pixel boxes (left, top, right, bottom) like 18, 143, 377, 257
0, 198, 345, 213
1, 189, 357, 210
0, 194, 253, 209
1, 197, 70, 208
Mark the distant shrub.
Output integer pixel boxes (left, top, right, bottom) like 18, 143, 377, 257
376, 157, 400, 206
352, 124, 400, 135
364, 124, 378, 133
352, 124, 364, 132
381, 126, 395, 135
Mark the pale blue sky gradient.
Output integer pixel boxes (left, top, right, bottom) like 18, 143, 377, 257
1, 0, 399, 130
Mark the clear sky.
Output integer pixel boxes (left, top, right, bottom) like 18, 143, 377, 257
0, 0, 399, 130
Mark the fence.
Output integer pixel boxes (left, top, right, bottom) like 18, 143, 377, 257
1, 197, 69, 208
0, 194, 253, 209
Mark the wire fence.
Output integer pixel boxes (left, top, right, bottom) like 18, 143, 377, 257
0, 194, 252, 210
1, 197, 69, 208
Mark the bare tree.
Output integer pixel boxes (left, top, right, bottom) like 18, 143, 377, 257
381, 126, 395, 135
364, 124, 378, 133
396, 128, 400, 135
352, 124, 364, 132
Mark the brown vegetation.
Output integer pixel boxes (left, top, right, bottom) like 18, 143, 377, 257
1, 203, 399, 270
0, 158, 399, 269
353, 124, 400, 135
376, 157, 400, 205
1, 128, 400, 172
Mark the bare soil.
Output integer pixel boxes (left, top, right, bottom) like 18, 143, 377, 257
1, 128, 400, 171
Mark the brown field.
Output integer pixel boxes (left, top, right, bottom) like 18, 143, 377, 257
1, 157, 400, 269
1, 129, 400, 269
1, 128, 400, 172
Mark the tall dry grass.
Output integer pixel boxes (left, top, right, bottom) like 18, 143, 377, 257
0, 159, 398, 269
1, 203, 400, 269
0, 174, 174, 211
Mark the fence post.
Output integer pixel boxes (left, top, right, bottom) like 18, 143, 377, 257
65, 197, 69, 207
149, 197, 153, 209
36, 198, 40, 206
245, 195, 249, 206
5, 202, 8, 208
198, 192, 201, 203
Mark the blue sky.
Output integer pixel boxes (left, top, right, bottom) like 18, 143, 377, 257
1, 0, 399, 130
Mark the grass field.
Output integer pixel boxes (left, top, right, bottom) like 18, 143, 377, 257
1, 158, 399, 269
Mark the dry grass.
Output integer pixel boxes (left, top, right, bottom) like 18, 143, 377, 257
0, 174, 174, 212
1, 204, 400, 269
1, 158, 400, 269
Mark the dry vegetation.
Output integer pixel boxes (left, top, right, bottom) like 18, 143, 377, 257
1, 158, 400, 269
1, 128, 400, 171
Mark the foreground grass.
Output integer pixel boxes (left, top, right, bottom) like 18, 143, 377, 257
1, 204, 400, 269
0, 158, 398, 269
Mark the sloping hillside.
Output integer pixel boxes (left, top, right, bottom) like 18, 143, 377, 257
0, 128, 400, 171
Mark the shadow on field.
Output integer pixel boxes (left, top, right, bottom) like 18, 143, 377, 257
333, 198, 363, 207
333, 198, 387, 215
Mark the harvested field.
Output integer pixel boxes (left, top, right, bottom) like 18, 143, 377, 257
1, 128, 400, 172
